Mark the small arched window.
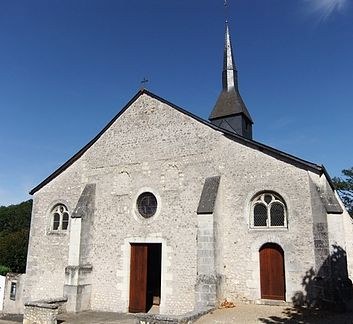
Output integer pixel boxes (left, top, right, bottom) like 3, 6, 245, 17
251, 193, 287, 228
51, 204, 70, 231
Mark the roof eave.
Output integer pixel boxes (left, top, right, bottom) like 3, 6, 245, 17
29, 89, 146, 195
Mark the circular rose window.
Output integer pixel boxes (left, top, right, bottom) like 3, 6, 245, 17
137, 192, 157, 218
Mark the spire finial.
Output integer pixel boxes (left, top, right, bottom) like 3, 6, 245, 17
224, 0, 229, 23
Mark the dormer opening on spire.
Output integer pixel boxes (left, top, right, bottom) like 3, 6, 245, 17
209, 22, 253, 140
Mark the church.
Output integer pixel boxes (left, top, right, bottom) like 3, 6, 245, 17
23, 21, 353, 318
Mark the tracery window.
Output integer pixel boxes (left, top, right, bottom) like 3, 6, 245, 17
51, 204, 69, 231
251, 192, 287, 228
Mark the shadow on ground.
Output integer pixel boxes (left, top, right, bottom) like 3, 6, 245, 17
258, 306, 353, 324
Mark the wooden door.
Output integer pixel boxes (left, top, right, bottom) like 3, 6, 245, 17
129, 244, 148, 313
260, 243, 285, 300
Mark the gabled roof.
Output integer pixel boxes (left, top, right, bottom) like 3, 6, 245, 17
30, 89, 324, 195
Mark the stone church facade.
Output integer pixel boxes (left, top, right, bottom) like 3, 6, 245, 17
23, 23, 353, 316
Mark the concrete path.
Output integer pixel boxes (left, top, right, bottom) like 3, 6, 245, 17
195, 303, 353, 324
0, 312, 135, 324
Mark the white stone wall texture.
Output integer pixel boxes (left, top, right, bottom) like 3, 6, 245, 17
0, 275, 5, 311
2, 273, 26, 314
24, 93, 353, 315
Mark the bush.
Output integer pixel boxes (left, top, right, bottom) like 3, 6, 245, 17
0, 265, 11, 276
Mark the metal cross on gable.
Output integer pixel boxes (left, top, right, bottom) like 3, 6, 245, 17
141, 77, 149, 87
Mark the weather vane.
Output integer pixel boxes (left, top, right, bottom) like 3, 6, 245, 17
224, 0, 229, 22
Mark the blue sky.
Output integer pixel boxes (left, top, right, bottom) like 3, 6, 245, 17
0, 0, 352, 206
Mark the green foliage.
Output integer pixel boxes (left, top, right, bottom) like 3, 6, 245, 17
0, 200, 32, 273
0, 229, 29, 273
333, 167, 353, 216
0, 200, 32, 235
0, 265, 11, 276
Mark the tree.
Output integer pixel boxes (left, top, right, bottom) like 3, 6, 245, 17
333, 167, 353, 216
0, 200, 32, 234
0, 229, 29, 273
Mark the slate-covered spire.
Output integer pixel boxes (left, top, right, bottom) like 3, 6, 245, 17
223, 23, 237, 91
209, 22, 253, 139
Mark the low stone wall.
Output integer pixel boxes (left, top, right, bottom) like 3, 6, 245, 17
23, 304, 58, 324
23, 297, 67, 324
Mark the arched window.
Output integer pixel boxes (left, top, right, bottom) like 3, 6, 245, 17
51, 204, 70, 231
251, 193, 287, 228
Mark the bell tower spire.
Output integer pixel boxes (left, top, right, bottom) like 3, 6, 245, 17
223, 22, 237, 91
209, 21, 253, 139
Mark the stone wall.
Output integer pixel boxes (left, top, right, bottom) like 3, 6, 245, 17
215, 133, 319, 303
26, 94, 221, 315
23, 297, 67, 324
195, 214, 217, 309
341, 196, 353, 279
24, 161, 83, 303
24, 92, 352, 314
23, 305, 58, 324
2, 273, 25, 314
0, 275, 5, 311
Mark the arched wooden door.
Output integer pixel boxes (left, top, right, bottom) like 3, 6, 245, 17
259, 243, 285, 300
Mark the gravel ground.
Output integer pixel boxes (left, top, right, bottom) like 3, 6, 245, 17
195, 303, 353, 324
